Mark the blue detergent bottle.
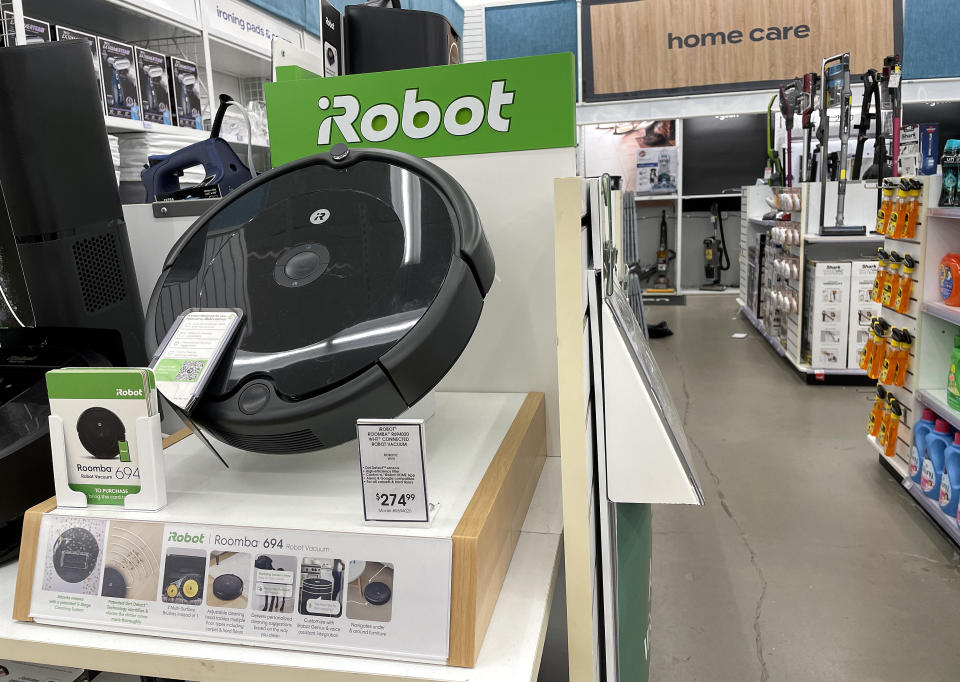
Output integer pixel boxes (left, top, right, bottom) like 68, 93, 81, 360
912, 408, 938, 484
923, 419, 953, 500
939, 432, 960, 520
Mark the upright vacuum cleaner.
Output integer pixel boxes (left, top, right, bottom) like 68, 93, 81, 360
701, 202, 731, 291
643, 210, 676, 293
818, 52, 866, 236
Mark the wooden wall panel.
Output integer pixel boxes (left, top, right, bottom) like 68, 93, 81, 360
588, 0, 895, 97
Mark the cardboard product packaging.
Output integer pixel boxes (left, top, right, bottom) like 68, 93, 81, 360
635, 146, 678, 195
99, 37, 141, 119
168, 56, 203, 129
2, 12, 50, 46
135, 46, 173, 125
899, 124, 920, 176
320, 0, 344, 77
803, 260, 851, 369
847, 260, 880, 368
54, 25, 104, 114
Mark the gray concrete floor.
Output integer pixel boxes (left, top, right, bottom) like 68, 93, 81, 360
647, 294, 960, 682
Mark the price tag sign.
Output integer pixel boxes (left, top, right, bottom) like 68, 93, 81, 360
357, 419, 429, 523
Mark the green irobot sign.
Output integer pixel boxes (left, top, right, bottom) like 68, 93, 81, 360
265, 53, 576, 163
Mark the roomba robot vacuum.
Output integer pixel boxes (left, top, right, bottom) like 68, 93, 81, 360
147, 146, 495, 453
77, 407, 126, 459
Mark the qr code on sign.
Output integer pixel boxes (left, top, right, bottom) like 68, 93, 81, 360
174, 360, 206, 381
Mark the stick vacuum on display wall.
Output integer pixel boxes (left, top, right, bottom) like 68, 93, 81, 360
701, 202, 730, 291
818, 52, 866, 236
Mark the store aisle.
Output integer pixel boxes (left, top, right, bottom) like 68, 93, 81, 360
647, 294, 960, 682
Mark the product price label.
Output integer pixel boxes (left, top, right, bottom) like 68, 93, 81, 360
357, 420, 429, 523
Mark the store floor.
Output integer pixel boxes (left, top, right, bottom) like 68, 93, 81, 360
647, 294, 960, 682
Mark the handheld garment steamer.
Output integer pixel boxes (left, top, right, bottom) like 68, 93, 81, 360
107, 57, 130, 108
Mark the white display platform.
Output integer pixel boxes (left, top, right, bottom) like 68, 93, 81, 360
2, 393, 562, 680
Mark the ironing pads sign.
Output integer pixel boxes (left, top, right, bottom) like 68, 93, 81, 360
265, 53, 576, 162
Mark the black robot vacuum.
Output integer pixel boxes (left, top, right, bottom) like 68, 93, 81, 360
76, 407, 126, 459
147, 146, 495, 453
52, 527, 99, 583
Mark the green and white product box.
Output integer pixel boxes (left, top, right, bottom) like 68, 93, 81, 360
46, 368, 157, 506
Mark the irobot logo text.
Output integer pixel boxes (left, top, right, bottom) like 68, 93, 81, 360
316, 81, 515, 146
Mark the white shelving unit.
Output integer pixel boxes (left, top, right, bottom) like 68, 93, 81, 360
7, 0, 305, 152
739, 180, 883, 382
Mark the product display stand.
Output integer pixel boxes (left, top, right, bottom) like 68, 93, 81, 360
739, 181, 881, 384
48, 414, 166, 512
870, 176, 960, 548
8, 392, 555, 676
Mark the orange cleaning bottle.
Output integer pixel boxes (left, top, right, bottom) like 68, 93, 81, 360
883, 400, 902, 458
876, 180, 896, 234
859, 319, 879, 370
939, 254, 960, 306
881, 252, 903, 307
889, 179, 911, 238
879, 329, 902, 385
877, 395, 896, 446
868, 385, 888, 436
905, 179, 923, 239
871, 249, 890, 303
894, 254, 917, 313
869, 321, 891, 380
894, 330, 913, 387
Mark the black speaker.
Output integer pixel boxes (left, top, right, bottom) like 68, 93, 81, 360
0, 41, 146, 366
345, 3, 461, 75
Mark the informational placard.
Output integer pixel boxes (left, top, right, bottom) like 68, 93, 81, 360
150, 309, 243, 412
582, 0, 898, 100
357, 420, 429, 523
30, 513, 451, 663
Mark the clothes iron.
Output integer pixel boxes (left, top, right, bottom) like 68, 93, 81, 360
141, 94, 253, 201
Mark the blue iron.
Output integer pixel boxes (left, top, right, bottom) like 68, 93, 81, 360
141, 94, 252, 202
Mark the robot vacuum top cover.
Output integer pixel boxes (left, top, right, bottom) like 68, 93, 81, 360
147, 147, 494, 454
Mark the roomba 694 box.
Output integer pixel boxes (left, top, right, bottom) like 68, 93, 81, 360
147, 146, 495, 453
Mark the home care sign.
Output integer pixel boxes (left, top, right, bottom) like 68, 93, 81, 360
264, 53, 576, 163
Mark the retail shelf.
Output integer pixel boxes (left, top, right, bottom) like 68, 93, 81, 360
804, 233, 885, 244
926, 207, 960, 220
921, 300, 960, 327
209, 35, 273, 80
749, 218, 776, 228
902, 478, 960, 549
634, 194, 678, 202
681, 288, 738, 296
878, 450, 911, 480
104, 116, 207, 140
866, 434, 886, 458
23, 0, 200, 39
682, 193, 742, 199
917, 389, 960, 431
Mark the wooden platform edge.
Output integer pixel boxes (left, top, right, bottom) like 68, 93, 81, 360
447, 392, 547, 667
13, 497, 57, 622
162, 427, 193, 449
